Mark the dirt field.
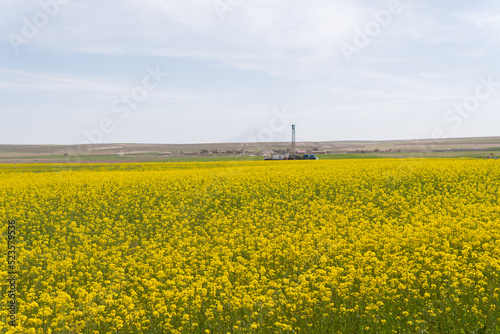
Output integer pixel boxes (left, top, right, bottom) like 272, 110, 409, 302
1, 137, 499, 163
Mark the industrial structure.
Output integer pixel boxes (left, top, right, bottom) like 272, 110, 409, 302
264, 125, 319, 160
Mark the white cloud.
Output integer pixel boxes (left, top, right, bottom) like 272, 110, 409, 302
457, 11, 500, 28
1, 0, 366, 79
0, 68, 121, 92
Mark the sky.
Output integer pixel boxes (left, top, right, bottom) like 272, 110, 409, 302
0, 0, 499, 145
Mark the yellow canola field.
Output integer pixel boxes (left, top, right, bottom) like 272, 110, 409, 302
0, 159, 499, 333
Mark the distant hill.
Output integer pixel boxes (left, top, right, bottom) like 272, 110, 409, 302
1, 136, 499, 163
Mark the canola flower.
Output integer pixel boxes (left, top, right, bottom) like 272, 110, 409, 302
0, 159, 499, 333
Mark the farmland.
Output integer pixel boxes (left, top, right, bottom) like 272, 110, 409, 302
1, 136, 500, 164
1, 159, 500, 333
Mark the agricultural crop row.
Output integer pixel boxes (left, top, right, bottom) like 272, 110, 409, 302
1, 159, 499, 333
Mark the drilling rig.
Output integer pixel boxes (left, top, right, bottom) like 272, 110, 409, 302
264, 125, 318, 160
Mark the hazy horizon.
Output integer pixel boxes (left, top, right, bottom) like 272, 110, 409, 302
3, 133, 500, 147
